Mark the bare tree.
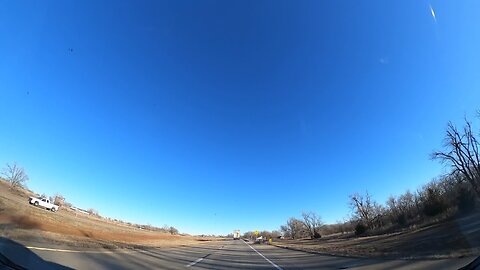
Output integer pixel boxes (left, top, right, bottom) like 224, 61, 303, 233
301, 211, 323, 239
397, 191, 416, 218
162, 224, 170, 233
270, 230, 281, 239
279, 225, 291, 238
285, 217, 308, 239
169, 226, 178, 235
53, 193, 65, 207
349, 191, 383, 229
432, 119, 480, 197
87, 208, 99, 216
243, 231, 256, 240
386, 196, 399, 223
415, 180, 449, 217
1, 162, 29, 189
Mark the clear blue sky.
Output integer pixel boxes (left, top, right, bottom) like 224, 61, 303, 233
1, 1, 479, 235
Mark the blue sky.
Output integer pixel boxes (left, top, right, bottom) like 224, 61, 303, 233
1, 1, 480, 235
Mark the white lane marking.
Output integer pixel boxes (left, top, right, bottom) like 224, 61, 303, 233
26, 246, 132, 254
185, 244, 226, 267
242, 240, 283, 270
186, 257, 204, 267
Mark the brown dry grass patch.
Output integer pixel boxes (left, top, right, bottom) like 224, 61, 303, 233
272, 212, 480, 259
0, 180, 219, 248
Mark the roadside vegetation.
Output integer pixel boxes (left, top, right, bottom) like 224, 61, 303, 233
272, 115, 480, 258
241, 230, 282, 240
1, 162, 29, 190
344, 115, 480, 237
0, 164, 208, 248
0, 163, 180, 236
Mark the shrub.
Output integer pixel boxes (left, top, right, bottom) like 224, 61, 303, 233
423, 199, 447, 217
396, 213, 407, 226
169, 226, 179, 235
355, 223, 367, 236
422, 188, 447, 217
87, 208, 99, 216
457, 187, 476, 214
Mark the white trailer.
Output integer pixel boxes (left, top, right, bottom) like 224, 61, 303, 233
233, 230, 240, 240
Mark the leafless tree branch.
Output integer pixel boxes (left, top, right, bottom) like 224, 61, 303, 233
1, 162, 29, 189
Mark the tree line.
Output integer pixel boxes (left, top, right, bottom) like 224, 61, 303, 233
278, 115, 480, 238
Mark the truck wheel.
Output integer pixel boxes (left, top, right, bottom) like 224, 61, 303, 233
51, 208, 56, 212
34, 201, 39, 206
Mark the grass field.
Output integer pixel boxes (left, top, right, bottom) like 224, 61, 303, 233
0, 180, 220, 249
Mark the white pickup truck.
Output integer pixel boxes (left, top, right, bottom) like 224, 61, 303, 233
29, 197, 59, 212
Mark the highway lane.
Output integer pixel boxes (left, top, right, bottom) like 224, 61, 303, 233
186, 239, 278, 269
253, 242, 476, 270
0, 237, 477, 269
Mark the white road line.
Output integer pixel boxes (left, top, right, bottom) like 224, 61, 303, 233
186, 257, 204, 267
243, 240, 284, 270
185, 244, 225, 267
26, 246, 132, 254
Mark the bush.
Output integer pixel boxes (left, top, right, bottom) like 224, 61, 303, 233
355, 223, 367, 236
423, 200, 447, 217
54, 194, 65, 207
422, 188, 447, 217
396, 213, 407, 226
457, 187, 476, 214
169, 226, 179, 235
313, 231, 321, 239
87, 208, 99, 216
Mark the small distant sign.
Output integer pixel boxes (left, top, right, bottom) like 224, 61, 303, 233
254, 230, 259, 236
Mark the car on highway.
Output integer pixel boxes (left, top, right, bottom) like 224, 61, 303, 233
254, 236, 264, 244
28, 197, 59, 212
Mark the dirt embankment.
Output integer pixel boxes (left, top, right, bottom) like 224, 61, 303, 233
272, 212, 480, 259
0, 181, 220, 249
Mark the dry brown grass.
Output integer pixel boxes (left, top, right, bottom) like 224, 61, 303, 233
272, 212, 480, 259
0, 181, 221, 248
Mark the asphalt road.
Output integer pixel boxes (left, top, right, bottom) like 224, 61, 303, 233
0, 237, 477, 270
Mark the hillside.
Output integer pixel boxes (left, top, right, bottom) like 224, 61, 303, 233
0, 180, 216, 249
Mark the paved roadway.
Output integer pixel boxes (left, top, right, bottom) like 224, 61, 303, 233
0, 237, 477, 270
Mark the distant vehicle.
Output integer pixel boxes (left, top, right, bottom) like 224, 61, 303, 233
29, 197, 59, 212
233, 230, 240, 240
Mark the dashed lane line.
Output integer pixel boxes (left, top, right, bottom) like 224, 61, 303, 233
186, 257, 206, 268
243, 240, 284, 270
185, 244, 226, 267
